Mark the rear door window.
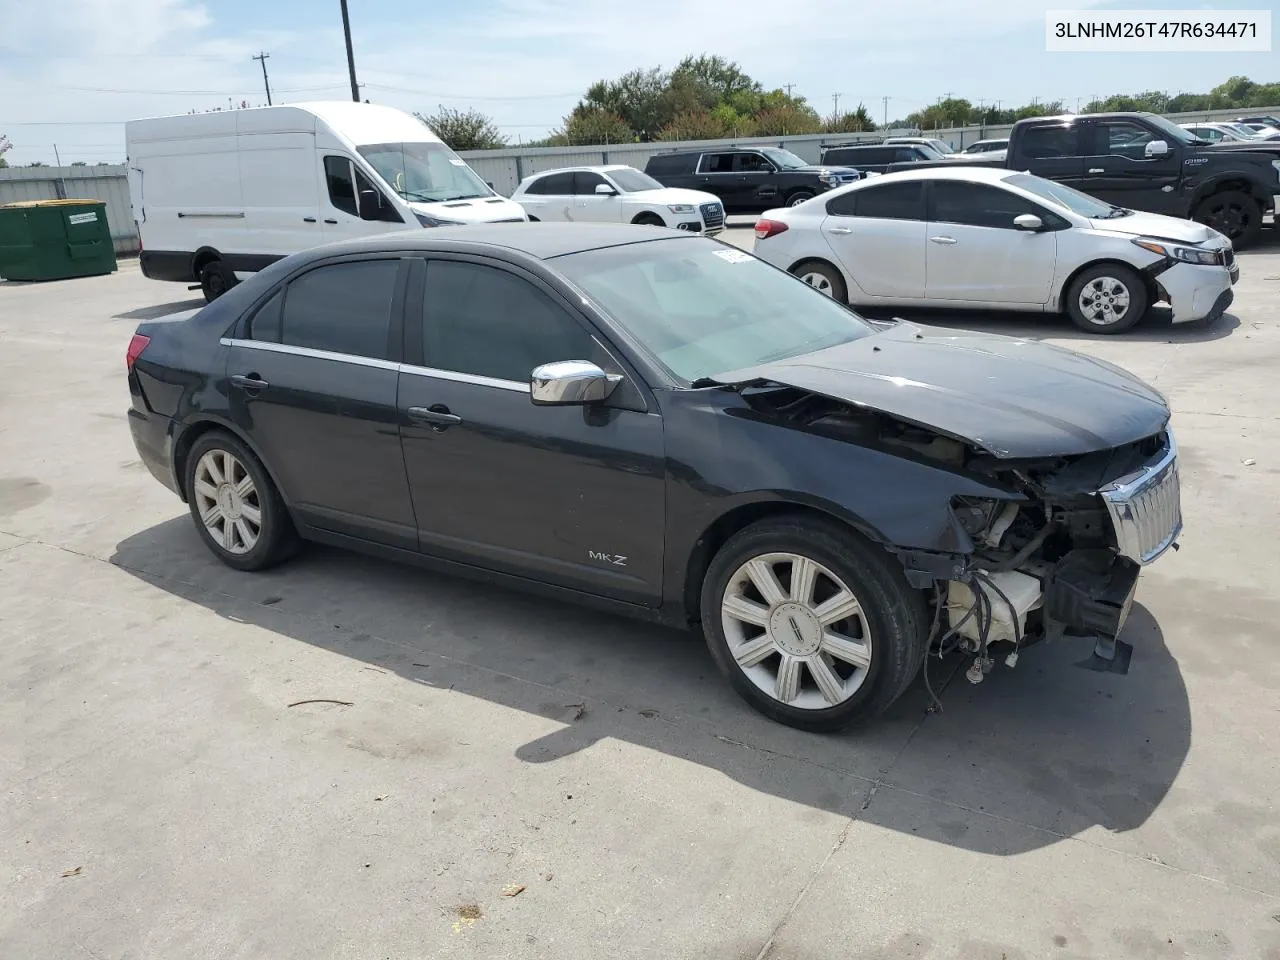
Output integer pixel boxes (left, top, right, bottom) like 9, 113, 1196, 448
280, 260, 399, 359
1019, 125, 1082, 159
530, 171, 573, 195
734, 153, 772, 172
698, 153, 737, 174
828, 181, 924, 219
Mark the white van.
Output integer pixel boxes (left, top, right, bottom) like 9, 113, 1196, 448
126, 101, 527, 300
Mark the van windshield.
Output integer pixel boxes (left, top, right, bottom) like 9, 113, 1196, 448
357, 142, 493, 203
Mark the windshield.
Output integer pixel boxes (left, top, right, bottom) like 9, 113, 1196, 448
606, 168, 665, 192
1005, 172, 1126, 219
357, 142, 492, 203
762, 148, 808, 170
555, 239, 875, 383
1142, 114, 1199, 146
1226, 123, 1262, 137
926, 139, 955, 155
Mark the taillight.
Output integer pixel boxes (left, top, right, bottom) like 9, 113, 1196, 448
754, 219, 789, 240
126, 334, 150, 372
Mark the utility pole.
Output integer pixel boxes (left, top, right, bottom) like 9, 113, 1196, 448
783, 83, 794, 97
252, 51, 272, 105
881, 96, 889, 128
831, 92, 841, 121
339, 0, 360, 103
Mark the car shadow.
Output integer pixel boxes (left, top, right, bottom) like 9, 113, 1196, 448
110, 517, 1191, 856
113, 298, 205, 321
865, 306, 1241, 344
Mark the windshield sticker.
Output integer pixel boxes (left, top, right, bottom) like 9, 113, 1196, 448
713, 248, 753, 264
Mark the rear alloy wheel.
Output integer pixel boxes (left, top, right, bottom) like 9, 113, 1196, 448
792, 261, 847, 302
701, 517, 927, 731
199, 260, 235, 303
1065, 264, 1147, 334
185, 431, 294, 571
1193, 190, 1261, 248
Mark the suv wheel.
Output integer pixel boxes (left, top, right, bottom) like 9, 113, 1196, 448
700, 517, 927, 731
1065, 264, 1148, 334
1193, 190, 1261, 247
785, 190, 815, 207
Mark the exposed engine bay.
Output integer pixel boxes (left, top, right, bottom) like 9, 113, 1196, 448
741, 384, 1181, 680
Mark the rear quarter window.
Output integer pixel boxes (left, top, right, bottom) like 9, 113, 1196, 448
645, 154, 694, 175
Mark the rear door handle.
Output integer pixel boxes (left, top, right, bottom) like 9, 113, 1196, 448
303, 216, 317, 223
408, 405, 463, 431
231, 374, 269, 391
1088, 167, 1105, 174
928, 236, 957, 245
828, 227, 853, 235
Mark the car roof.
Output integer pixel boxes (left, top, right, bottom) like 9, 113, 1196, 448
294, 222, 693, 262
524, 164, 636, 179
859, 166, 1020, 185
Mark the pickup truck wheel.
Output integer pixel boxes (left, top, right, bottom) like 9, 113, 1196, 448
1065, 264, 1147, 334
1194, 190, 1261, 247
199, 261, 235, 303
700, 516, 927, 732
785, 190, 815, 207
791, 260, 847, 302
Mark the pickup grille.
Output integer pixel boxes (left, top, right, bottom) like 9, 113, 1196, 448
700, 202, 724, 230
835, 172, 860, 183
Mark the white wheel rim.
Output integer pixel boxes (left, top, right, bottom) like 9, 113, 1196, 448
1078, 276, 1131, 325
721, 552, 873, 710
193, 450, 261, 555
801, 272, 833, 296
788, 195, 810, 206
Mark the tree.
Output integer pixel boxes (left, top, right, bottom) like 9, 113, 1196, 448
581, 67, 671, 140
28, 160, 46, 167
71, 161, 87, 166
415, 106, 506, 151
550, 107, 634, 145
825, 105, 875, 133
0, 133, 10, 169
657, 108, 731, 141
752, 102, 823, 136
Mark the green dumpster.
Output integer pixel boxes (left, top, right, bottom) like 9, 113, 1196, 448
0, 199, 118, 281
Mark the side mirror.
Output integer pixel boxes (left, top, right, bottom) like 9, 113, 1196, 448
530, 361, 621, 406
594, 183, 617, 195
1144, 139, 1170, 158
1013, 213, 1044, 231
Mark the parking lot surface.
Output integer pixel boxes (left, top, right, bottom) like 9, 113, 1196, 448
3, 226, 1280, 959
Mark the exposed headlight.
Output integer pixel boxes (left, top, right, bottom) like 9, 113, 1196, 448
667, 204, 695, 214
414, 211, 465, 227
1132, 238, 1220, 265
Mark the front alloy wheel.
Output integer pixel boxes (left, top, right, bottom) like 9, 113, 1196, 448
721, 552, 873, 709
1076, 276, 1131, 326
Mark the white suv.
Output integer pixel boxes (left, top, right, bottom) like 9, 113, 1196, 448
511, 166, 725, 234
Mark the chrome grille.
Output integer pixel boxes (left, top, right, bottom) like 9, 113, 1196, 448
1099, 433, 1182, 565
700, 202, 724, 230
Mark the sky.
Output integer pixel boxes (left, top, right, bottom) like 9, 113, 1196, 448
1, 0, 1277, 166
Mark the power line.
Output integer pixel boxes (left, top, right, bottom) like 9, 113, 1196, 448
252, 51, 273, 106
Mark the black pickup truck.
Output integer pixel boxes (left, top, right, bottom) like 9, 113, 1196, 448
645, 146, 860, 211
891, 112, 1280, 246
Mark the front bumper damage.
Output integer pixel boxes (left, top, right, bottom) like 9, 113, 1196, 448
1154, 259, 1237, 325
941, 430, 1181, 677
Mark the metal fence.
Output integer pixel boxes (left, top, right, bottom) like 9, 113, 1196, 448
2, 103, 1276, 247
0, 165, 136, 254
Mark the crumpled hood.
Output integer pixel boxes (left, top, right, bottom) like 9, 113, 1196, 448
710, 322, 1170, 458
1089, 210, 1221, 245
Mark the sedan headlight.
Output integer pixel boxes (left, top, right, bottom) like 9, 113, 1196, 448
414, 212, 465, 227
667, 204, 695, 214
1131, 238, 1220, 265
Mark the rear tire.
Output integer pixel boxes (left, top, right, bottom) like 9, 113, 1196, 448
700, 516, 928, 732
1065, 263, 1148, 334
184, 430, 296, 571
791, 260, 847, 302
1193, 190, 1262, 248
199, 260, 235, 303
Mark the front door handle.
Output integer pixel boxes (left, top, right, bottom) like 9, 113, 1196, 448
303, 216, 317, 223
928, 236, 957, 245
828, 226, 853, 235
408, 405, 463, 431
324, 218, 338, 224
1088, 167, 1105, 174
231, 374, 269, 392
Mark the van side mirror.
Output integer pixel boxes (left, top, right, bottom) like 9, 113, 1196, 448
1144, 139, 1170, 158
1013, 214, 1044, 231
530, 361, 621, 405
594, 183, 617, 195
359, 187, 401, 222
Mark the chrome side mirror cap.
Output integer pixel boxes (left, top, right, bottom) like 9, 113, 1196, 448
530, 361, 621, 405
1013, 213, 1044, 231
1145, 139, 1170, 158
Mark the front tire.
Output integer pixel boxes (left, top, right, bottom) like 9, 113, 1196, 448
631, 212, 665, 227
1065, 263, 1148, 334
1193, 190, 1262, 248
785, 190, 815, 207
700, 517, 928, 732
185, 430, 295, 571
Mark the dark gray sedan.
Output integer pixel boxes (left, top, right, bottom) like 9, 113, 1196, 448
126, 224, 1181, 730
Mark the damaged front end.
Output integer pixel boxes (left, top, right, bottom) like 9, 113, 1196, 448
946, 428, 1181, 676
